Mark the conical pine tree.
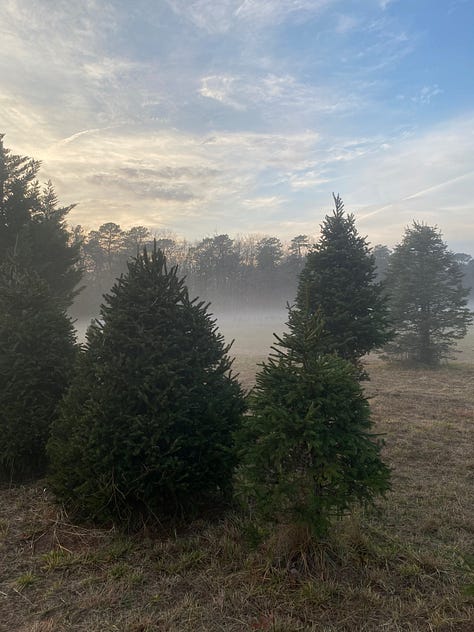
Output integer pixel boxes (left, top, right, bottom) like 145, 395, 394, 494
384, 222, 473, 366
294, 195, 391, 367
237, 308, 390, 537
48, 245, 245, 525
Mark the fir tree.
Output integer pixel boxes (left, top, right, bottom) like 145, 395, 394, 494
0, 260, 77, 481
237, 309, 390, 537
48, 245, 245, 526
0, 135, 82, 306
295, 195, 391, 367
384, 222, 473, 366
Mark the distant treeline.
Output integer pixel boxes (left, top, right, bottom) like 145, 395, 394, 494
71, 223, 474, 318
72, 224, 310, 317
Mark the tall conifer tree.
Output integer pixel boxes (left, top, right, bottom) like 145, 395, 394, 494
384, 222, 472, 366
0, 134, 81, 306
0, 260, 77, 481
294, 195, 391, 366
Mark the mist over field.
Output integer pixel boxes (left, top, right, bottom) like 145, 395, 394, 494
75, 306, 286, 355
75, 303, 474, 363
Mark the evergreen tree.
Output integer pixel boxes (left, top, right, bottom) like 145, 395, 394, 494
384, 222, 473, 366
0, 260, 77, 481
294, 195, 391, 367
48, 245, 245, 525
0, 135, 81, 306
237, 309, 390, 536
256, 237, 284, 271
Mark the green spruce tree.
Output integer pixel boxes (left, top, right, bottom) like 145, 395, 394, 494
384, 222, 473, 366
48, 245, 245, 526
295, 195, 391, 367
0, 135, 81, 306
0, 260, 77, 481
237, 309, 390, 537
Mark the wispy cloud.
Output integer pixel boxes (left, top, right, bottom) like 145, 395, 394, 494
29, 111, 472, 250
348, 115, 474, 247
242, 195, 287, 210
411, 84, 443, 105
378, 0, 397, 9
198, 72, 364, 128
166, 0, 336, 33
33, 127, 322, 235
335, 14, 360, 34
58, 128, 110, 145
199, 75, 247, 110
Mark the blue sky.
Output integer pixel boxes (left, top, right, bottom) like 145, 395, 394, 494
1, 0, 473, 251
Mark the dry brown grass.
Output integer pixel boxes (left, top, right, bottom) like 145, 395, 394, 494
1, 359, 473, 631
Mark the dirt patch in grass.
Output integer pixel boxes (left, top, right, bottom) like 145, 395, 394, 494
1, 361, 473, 631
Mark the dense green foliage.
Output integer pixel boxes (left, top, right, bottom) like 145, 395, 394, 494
48, 246, 246, 526
0, 261, 77, 481
0, 134, 81, 306
384, 222, 473, 366
237, 309, 390, 536
294, 195, 391, 366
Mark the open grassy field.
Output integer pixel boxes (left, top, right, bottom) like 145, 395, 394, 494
1, 356, 473, 631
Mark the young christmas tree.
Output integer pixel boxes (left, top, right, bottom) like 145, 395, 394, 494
384, 222, 472, 366
294, 195, 391, 368
0, 260, 77, 481
237, 308, 390, 537
48, 245, 245, 526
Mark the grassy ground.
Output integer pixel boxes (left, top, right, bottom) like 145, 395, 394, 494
1, 361, 473, 631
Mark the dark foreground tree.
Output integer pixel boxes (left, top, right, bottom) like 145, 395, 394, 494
295, 195, 391, 367
384, 222, 473, 366
0, 261, 77, 481
237, 309, 390, 537
0, 134, 81, 305
48, 245, 245, 526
